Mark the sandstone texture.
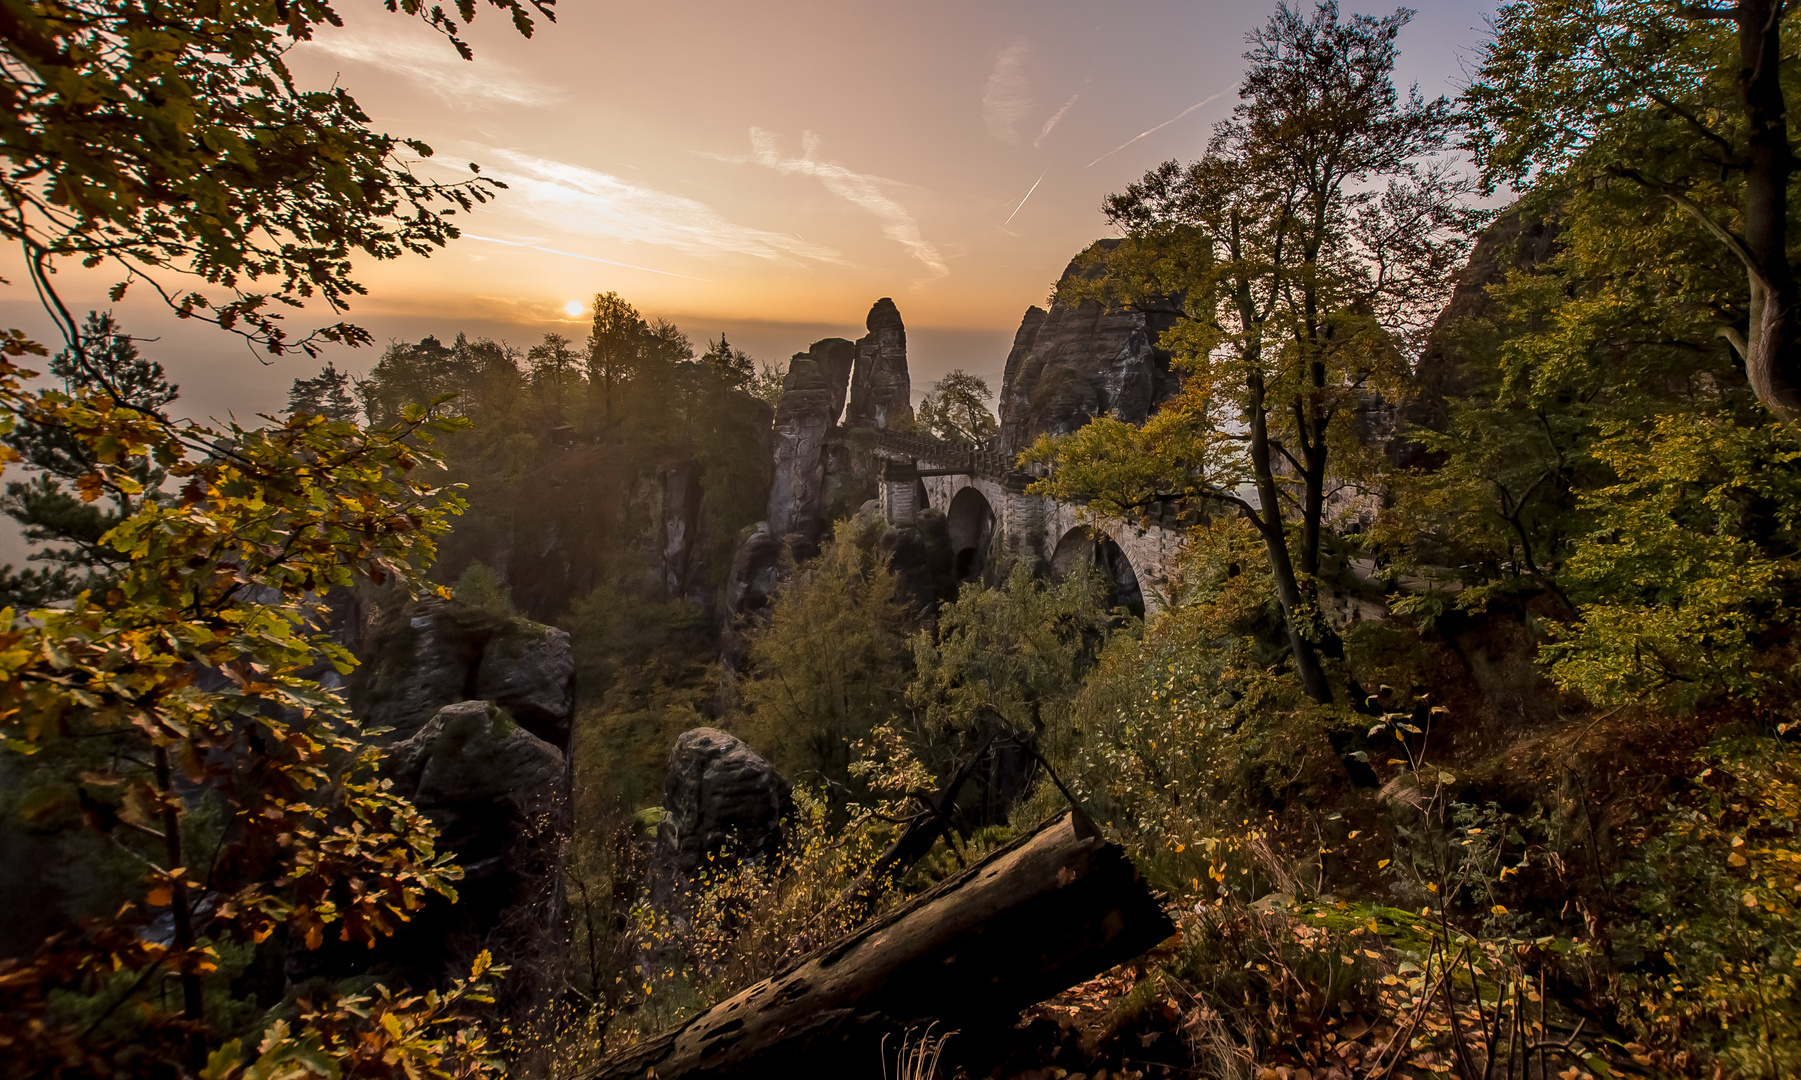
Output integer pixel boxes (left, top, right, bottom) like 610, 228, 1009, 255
846, 298, 912, 430
1386, 209, 1559, 468
352, 596, 575, 748
357, 700, 569, 1007
997, 241, 1182, 457
653, 728, 793, 907
766, 358, 839, 542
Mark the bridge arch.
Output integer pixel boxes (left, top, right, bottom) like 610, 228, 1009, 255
1048, 525, 1145, 616
947, 486, 996, 583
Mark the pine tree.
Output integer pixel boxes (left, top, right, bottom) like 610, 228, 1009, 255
0, 311, 176, 606
287, 361, 360, 422
701, 333, 755, 387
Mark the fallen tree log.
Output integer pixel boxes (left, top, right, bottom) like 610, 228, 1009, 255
580, 810, 1174, 1080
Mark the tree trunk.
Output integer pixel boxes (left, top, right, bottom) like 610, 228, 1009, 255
153, 748, 207, 1075
579, 811, 1174, 1080
1247, 374, 1334, 705
1737, 0, 1801, 422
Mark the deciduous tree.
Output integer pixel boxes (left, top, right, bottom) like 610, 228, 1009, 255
0, 329, 489, 1076
1, 0, 553, 359
1028, 1, 1473, 704
917, 370, 999, 448
1467, 0, 1801, 422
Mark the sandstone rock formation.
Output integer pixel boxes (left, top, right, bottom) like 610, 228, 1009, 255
997, 241, 1183, 457
723, 523, 786, 623
765, 358, 839, 543
846, 298, 912, 430
804, 336, 857, 423
330, 596, 576, 1010
652, 728, 793, 908
351, 596, 575, 748
726, 301, 916, 635
762, 299, 916, 547
1385, 208, 1559, 468
363, 700, 569, 1008
388, 700, 568, 852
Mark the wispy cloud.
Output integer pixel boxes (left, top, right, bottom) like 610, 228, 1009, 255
1087, 92, 1225, 168
302, 30, 563, 109
739, 130, 949, 280
472, 147, 844, 266
982, 41, 1034, 144
1034, 93, 1080, 148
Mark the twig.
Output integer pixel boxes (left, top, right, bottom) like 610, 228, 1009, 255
1537, 977, 1548, 1080
1374, 940, 1462, 1080
1525, 1017, 1585, 1054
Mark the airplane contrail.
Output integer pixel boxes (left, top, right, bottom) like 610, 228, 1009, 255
463, 234, 710, 280
1003, 172, 1046, 227
1086, 92, 1225, 168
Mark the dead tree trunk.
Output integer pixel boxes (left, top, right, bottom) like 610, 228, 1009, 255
580, 811, 1174, 1080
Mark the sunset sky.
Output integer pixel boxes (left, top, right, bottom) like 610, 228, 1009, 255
1, 0, 1497, 424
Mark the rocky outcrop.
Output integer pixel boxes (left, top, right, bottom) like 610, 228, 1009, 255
846, 298, 912, 430
1385, 209, 1559, 468
873, 505, 956, 617
657, 461, 703, 599
328, 603, 575, 1010
766, 358, 840, 543
997, 241, 1182, 457
389, 701, 568, 843
806, 336, 857, 423
652, 728, 793, 909
351, 596, 575, 748
723, 300, 915, 640
360, 700, 569, 1007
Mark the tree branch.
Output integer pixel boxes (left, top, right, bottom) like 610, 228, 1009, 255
1611, 166, 1772, 289
1672, 5, 1741, 19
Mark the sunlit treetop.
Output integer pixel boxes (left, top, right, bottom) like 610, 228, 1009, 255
0, 0, 554, 359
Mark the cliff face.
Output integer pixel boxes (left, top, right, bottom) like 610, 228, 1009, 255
766, 357, 839, 543
846, 297, 912, 430
1385, 209, 1559, 468
764, 301, 914, 547
997, 241, 1183, 458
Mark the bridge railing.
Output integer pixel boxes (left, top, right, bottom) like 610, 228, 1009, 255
862, 428, 1017, 479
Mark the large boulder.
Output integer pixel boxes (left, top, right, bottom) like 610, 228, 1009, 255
653, 728, 793, 908
351, 596, 575, 748
389, 700, 568, 825
296, 700, 569, 1010
997, 241, 1182, 457
846, 298, 912, 431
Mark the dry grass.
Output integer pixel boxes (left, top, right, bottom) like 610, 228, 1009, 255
884, 1024, 957, 1080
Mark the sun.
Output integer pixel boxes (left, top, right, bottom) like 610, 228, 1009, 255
563, 300, 583, 317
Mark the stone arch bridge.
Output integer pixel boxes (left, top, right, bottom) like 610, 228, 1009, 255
870, 430, 1190, 616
